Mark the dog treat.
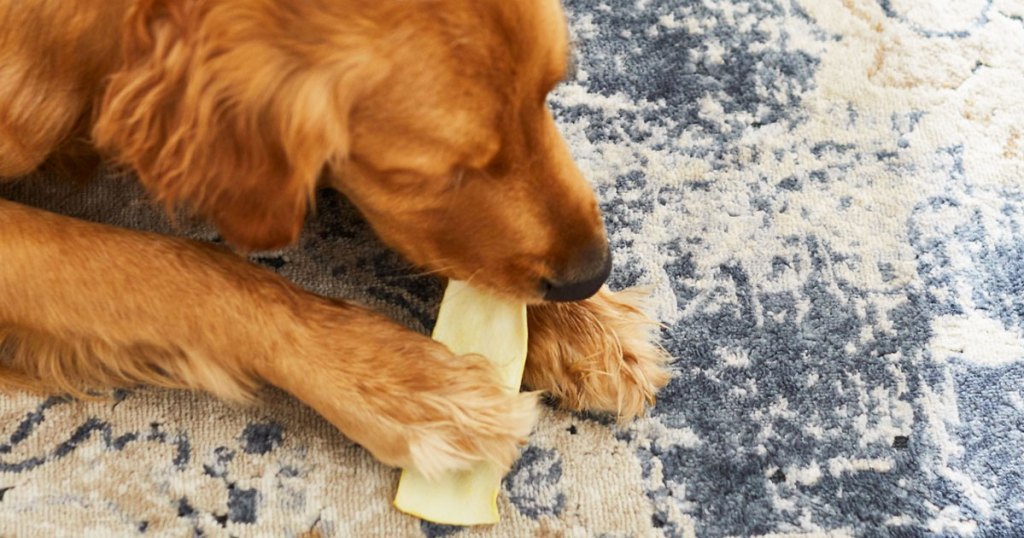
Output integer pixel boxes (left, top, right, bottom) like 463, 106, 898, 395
393, 280, 529, 526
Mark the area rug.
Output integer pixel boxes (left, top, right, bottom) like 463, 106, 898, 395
2, 0, 1024, 535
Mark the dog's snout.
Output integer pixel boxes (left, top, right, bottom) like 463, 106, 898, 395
542, 242, 612, 302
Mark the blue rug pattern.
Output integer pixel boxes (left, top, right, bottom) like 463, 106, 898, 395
2, 0, 1024, 535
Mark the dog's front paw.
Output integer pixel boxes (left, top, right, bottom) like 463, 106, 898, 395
395, 350, 541, 479
265, 314, 539, 479
525, 286, 671, 420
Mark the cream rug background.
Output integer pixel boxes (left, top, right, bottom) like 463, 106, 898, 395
2, 0, 1024, 535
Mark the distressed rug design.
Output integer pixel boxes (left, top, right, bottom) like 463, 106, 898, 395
2, 0, 1024, 536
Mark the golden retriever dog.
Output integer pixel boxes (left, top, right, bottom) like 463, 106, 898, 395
0, 0, 670, 478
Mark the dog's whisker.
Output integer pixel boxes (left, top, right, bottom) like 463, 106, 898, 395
377, 264, 459, 281
462, 268, 486, 289
441, 169, 467, 225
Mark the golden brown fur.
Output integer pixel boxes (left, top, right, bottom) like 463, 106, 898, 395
527, 287, 671, 420
0, 0, 670, 477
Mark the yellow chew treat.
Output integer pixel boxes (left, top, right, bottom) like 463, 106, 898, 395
393, 280, 529, 526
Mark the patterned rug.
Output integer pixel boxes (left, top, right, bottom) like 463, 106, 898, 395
3, 0, 1024, 535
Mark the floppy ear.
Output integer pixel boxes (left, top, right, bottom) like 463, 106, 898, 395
93, 0, 376, 250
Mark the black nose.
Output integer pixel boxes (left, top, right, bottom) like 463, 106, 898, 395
542, 245, 612, 302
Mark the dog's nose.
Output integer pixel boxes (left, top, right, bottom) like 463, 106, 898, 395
542, 242, 612, 302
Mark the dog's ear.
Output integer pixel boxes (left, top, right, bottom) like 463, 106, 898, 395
93, 0, 379, 250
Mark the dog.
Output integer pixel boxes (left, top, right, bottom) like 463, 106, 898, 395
0, 0, 670, 478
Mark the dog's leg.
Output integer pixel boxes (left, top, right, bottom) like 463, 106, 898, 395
525, 286, 672, 420
0, 200, 537, 477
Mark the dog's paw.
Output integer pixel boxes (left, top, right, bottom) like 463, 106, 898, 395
399, 351, 540, 478
525, 286, 672, 421
273, 308, 540, 480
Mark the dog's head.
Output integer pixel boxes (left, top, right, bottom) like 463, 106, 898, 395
96, 0, 609, 302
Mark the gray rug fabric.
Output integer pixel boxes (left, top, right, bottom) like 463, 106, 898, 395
2, 0, 1024, 535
